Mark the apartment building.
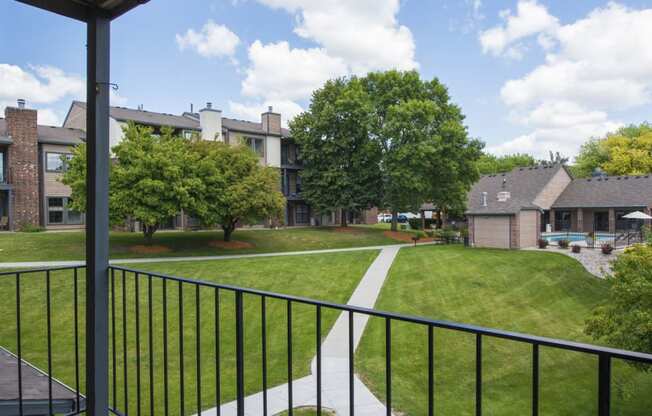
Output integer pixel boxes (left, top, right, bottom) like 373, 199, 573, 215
1, 100, 85, 231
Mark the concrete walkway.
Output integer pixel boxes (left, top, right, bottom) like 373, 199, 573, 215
0, 243, 424, 269
200, 246, 401, 416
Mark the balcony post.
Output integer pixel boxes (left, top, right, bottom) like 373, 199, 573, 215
85, 10, 111, 416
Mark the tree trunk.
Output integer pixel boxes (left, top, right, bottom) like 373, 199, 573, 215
441, 209, 447, 228
421, 210, 426, 230
143, 224, 158, 244
391, 209, 398, 231
341, 209, 348, 227
222, 222, 236, 242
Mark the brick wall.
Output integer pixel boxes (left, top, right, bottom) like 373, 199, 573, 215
261, 111, 281, 135
5, 106, 40, 229
468, 216, 475, 246
510, 214, 520, 249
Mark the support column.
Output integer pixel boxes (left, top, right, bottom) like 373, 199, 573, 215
577, 208, 583, 233
550, 209, 556, 232
608, 208, 616, 233
85, 11, 111, 416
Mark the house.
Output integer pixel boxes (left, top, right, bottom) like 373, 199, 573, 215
466, 164, 652, 249
1, 100, 85, 231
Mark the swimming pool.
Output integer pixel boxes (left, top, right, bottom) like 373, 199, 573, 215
542, 232, 615, 243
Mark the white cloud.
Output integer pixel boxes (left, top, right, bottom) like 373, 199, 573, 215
242, 40, 348, 102
237, 0, 416, 125
1, 63, 128, 126
258, 0, 417, 74
485, 3, 652, 158
0, 64, 83, 105
479, 0, 558, 58
176, 20, 240, 58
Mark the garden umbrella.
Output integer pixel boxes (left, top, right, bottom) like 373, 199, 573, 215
622, 211, 652, 219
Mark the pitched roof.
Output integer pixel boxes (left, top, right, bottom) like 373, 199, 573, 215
466, 164, 566, 215
72, 101, 200, 130
73, 102, 291, 137
0, 118, 84, 145
553, 175, 652, 208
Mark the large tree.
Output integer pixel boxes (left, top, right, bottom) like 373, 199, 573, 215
574, 123, 652, 177
291, 77, 382, 226
362, 70, 482, 230
62, 123, 195, 242
477, 153, 537, 175
187, 140, 285, 241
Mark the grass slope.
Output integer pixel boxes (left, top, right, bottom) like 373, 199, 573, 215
357, 245, 652, 416
0, 250, 378, 414
0, 227, 398, 262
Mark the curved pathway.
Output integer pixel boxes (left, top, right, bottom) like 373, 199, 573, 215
199, 246, 401, 416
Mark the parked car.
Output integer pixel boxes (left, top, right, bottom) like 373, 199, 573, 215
377, 213, 392, 223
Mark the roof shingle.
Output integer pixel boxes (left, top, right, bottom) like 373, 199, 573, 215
553, 175, 652, 208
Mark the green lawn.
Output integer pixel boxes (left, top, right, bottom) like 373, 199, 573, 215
357, 245, 652, 416
0, 250, 379, 414
0, 227, 399, 262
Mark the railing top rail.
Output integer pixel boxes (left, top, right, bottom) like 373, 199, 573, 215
0, 265, 83, 277
110, 265, 652, 364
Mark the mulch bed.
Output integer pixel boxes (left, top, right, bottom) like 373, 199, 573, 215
383, 231, 434, 243
129, 245, 172, 254
208, 240, 255, 249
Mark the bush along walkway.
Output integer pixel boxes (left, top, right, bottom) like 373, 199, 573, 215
201, 246, 401, 416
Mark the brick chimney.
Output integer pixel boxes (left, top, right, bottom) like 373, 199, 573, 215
261, 106, 281, 135
5, 100, 40, 229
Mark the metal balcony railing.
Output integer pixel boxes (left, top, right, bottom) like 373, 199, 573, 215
2, 265, 651, 416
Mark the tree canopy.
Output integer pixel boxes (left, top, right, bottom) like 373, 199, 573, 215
477, 153, 537, 175
292, 70, 482, 230
186, 140, 285, 241
574, 123, 652, 177
291, 77, 382, 225
585, 244, 652, 366
62, 123, 284, 242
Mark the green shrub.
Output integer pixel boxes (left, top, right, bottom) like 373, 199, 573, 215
18, 222, 45, 233
643, 225, 652, 246
400, 224, 407, 231
586, 244, 652, 371
408, 218, 437, 230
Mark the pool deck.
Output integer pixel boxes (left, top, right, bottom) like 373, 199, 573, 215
526, 246, 620, 278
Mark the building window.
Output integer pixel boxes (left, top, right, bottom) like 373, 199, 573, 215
245, 137, 265, 158
554, 210, 571, 231
47, 197, 83, 225
295, 204, 310, 225
46, 152, 72, 172
0, 149, 5, 183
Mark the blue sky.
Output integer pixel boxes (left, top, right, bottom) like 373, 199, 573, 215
1, 0, 651, 158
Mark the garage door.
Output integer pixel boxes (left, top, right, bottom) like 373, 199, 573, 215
474, 216, 510, 248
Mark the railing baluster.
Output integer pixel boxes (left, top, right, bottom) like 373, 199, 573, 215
111, 268, 116, 410
46, 270, 53, 416
598, 354, 611, 416
261, 296, 268, 416
385, 318, 392, 416
287, 300, 293, 416
163, 278, 169, 416
215, 288, 221, 416
135, 273, 141, 415
476, 334, 482, 416
15, 273, 23, 416
122, 270, 129, 414
235, 291, 245, 416
428, 325, 434, 416
149, 275, 155, 416
532, 344, 539, 416
349, 310, 354, 416
196, 285, 202, 416
316, 305, 322, 416
179, 281, 185, 416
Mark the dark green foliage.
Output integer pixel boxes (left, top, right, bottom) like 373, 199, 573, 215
477, 153, 537, 175
586, 244, 652, 362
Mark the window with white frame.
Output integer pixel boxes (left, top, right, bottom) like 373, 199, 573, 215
46, 152, 73, 172
244, 137, 265, 158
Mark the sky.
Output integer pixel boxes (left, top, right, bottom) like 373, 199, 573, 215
1, 0, 652, 159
